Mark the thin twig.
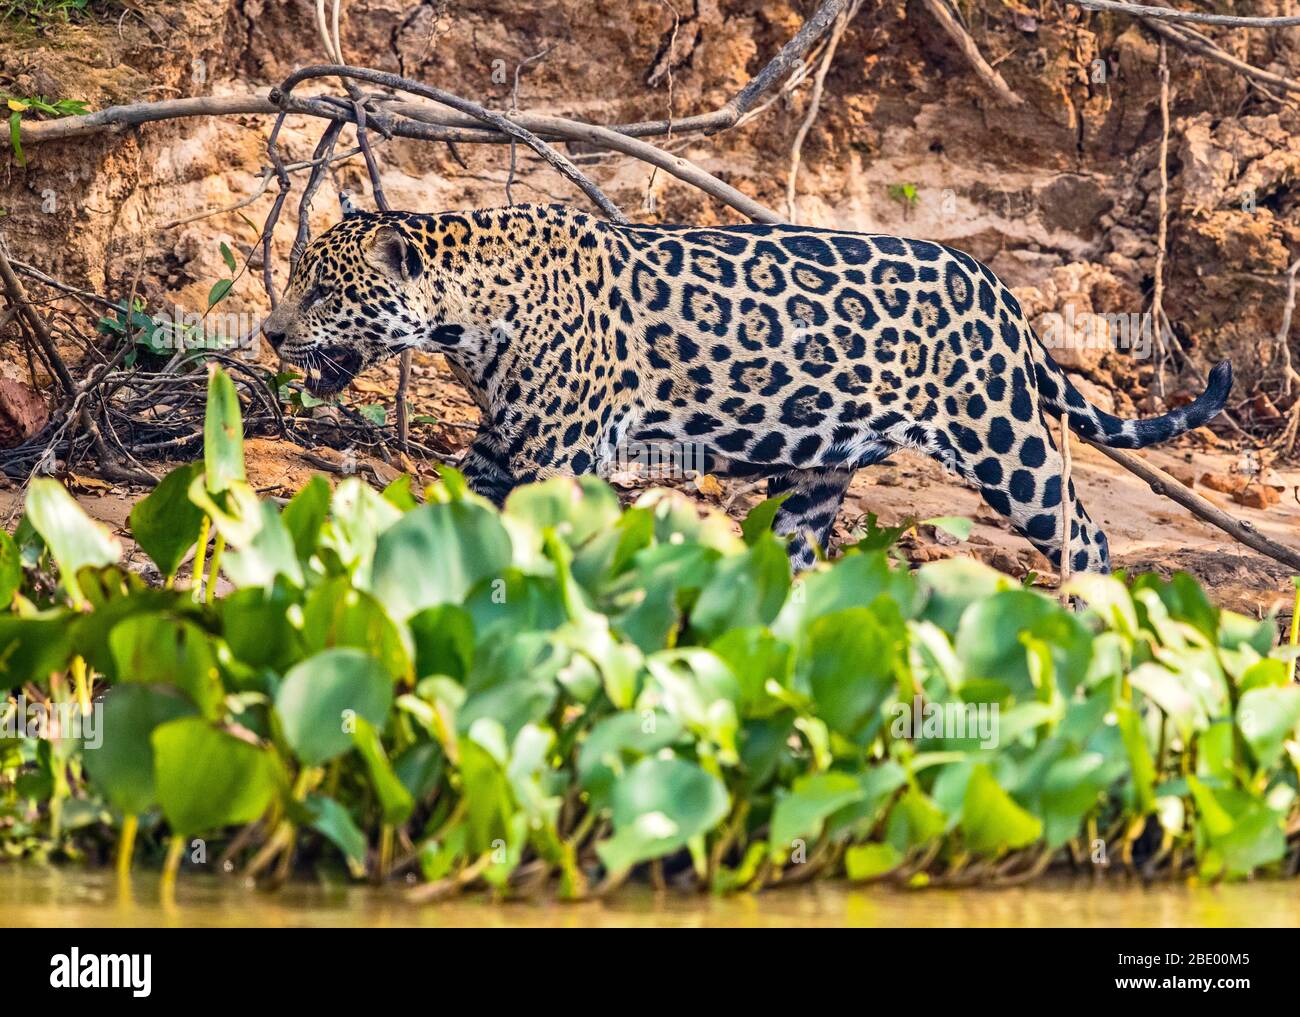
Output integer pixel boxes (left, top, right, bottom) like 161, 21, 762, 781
786, 2, 857, 223
1063, 0, 1300, 28
919, 0, 1025, 107
1151, 37, 1170, 400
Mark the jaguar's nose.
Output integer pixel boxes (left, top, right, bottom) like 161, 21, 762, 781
264, 327, 287, 351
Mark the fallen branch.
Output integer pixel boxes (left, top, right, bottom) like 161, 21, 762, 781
0, 240, 75, 394
918, 0, 1025, 107
1063, 0, 1300, 28
16, 0, 852, 149
1083, 438, 1300, 572
1147, 18, 1300, 97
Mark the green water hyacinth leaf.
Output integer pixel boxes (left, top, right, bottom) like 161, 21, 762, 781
773, 551, 916, 638
642, 649, 739, 762
769, 772, 865, 860
0, 612, 73, 684
128, 462, 206, 581
922, 515, 972, 541
275, 648, 394, 766
504, 475, 622, 550
281, 474, 331, 561
84, 685, 196, 816
597, 756, 729, 877
960, 764, 1042, 856
798, 607, 897, 738
220, 500, 304, 588
408, 603, 475, 681
0, 528, 22, 610
109, 614, 224, 718
1187, 776, 1286, 879
370, 500, 512, 620
302, 578, 412, 682
690, 532, 790, 640
955, 589, 1090, 699
303, 793, 367, 877
203, 365, 245, 493
885, 788, 946, 852
152, 718, 280, 837
324, 478, 402, 583
577, 709, 683, 810
352, 716, 413, 826
1128, 662, 1203, 742
916, 557, 1015, 633
1237, 686, 1300, 771
845, 842, 903, 881
24, 478, 121, 603
739, 492, 790, 545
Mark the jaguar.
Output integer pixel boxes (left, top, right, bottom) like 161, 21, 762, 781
262, 199, 1232, 574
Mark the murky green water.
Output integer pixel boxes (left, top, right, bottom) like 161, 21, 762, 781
2, 866, 1297, 926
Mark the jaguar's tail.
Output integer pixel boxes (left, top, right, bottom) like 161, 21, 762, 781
1033, 352, 1232, 450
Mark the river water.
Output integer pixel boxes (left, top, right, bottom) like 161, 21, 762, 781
2, 866, 1297, 927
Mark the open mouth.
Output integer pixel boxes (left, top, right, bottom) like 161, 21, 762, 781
295, 346, 364, 396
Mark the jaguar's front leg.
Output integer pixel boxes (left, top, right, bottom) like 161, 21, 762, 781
459, 431, 518, 507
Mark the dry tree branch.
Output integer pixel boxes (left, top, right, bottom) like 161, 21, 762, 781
1276, 258, 1300, 401
1083, 438, 1300, 572
786, 0, 858, 223
271, 65, 629, 224
1062, 0, 1300, 28
918, 0, 1025, 106
1151, 37, 1170, 400
16, 0, 853, 149
0, 240, 75, 394
1148, 18, 1300, 96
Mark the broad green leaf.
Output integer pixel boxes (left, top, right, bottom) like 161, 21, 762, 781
1238, 686, 1300, 771
129, 462, 206, 580
84, 685, 196, 815
577, 709, 683, 810
275, 648, 393, 766
25, 478, 120, 603
152, 718, 280, 837
960, 764, 1042, 856
303, 793, 367, 876
845, 842, 903, 881
596, 756, 729, 877
0, 528, 22, 609
690, 532, 790, 639
798, 607, 897, 738
282, 475, 330, 560
739, 492, 790, 545
109, 614, 224, 718
769, 772, 865, 859
370, 500, 512, 620
203, 365, 245, 493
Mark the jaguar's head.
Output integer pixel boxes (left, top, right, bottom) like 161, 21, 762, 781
261, 201, 440, 396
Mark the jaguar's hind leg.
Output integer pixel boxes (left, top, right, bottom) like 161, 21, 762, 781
957, 416, 1111, 574
766, 467, 856, 571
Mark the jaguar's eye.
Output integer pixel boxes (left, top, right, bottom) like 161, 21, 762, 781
302, 284, 329, 309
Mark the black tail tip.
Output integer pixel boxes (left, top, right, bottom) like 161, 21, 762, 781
1205, 359, 1233, 408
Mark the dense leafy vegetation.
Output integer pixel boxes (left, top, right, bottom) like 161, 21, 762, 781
2, 365, 1299, 896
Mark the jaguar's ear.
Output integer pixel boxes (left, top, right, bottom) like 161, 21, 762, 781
363, 225, 423, 282
339, 190, 362, 219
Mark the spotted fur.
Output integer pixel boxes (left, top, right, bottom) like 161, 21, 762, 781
262, 202, 1233, 574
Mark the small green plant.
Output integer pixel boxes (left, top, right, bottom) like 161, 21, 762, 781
1, 1, 91, 27
1, 366, 1298, 894
5, 94, 90, 166
887, 182, 920, 216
